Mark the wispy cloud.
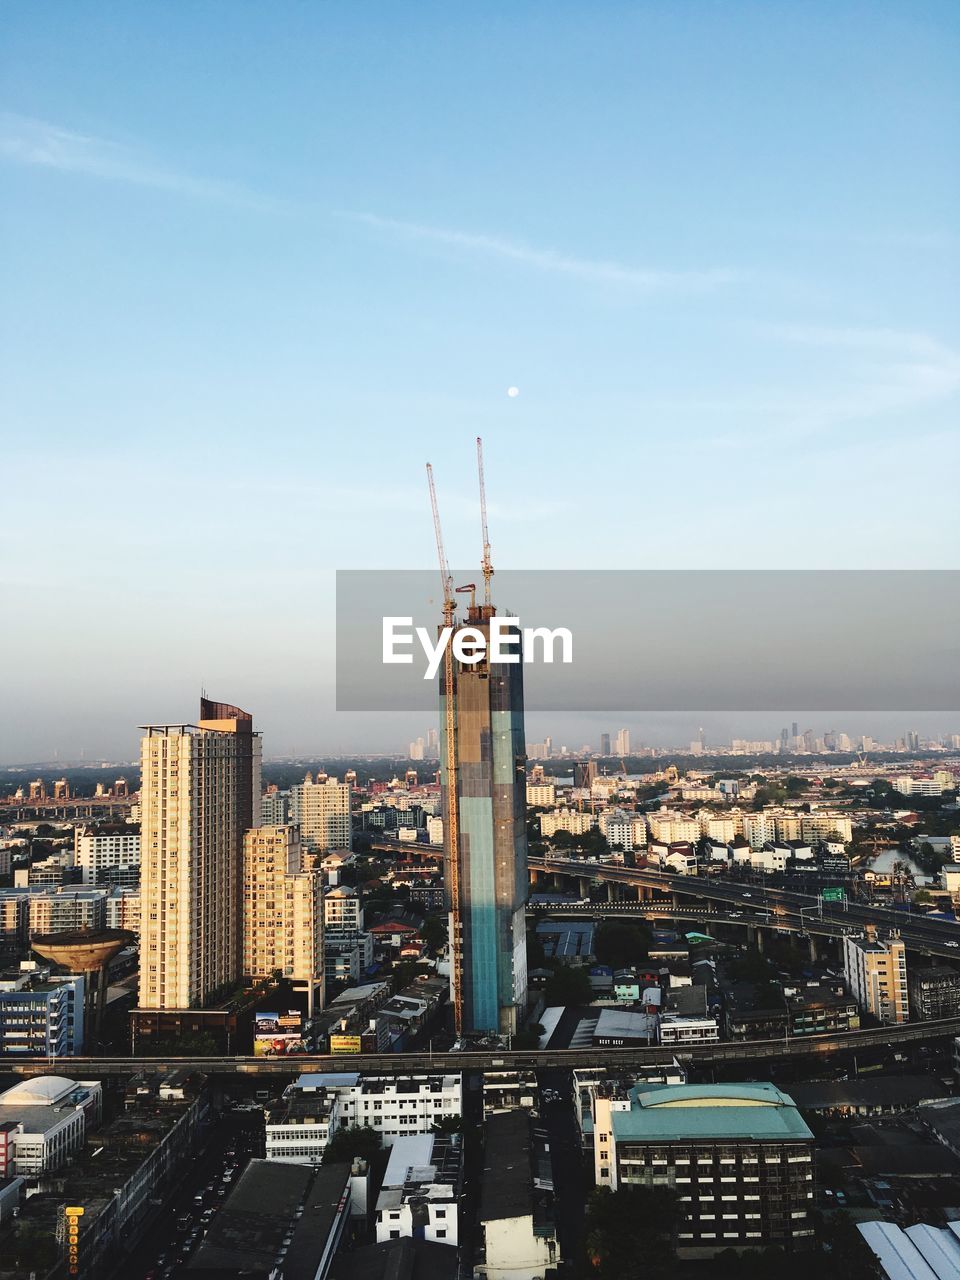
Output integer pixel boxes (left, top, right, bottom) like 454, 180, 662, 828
0, 112, 273, 209
346, 211, 740, 293
770, 323, 960, 406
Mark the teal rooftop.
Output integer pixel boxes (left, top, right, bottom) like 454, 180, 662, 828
611, 1082, 814, 1143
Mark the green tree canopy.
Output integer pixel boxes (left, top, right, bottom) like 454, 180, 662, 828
543, 964, 593, 1006
586, 1185, 683, 1279
593, 920, 652, 970
322, 1124, 383, 1165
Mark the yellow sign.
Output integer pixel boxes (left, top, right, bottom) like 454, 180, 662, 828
65, 1207, 85, 1217
329, 1034, 362, 1054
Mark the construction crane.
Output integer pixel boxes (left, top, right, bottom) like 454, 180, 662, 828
476, 436, 494, 606
426, 463, 463, 1035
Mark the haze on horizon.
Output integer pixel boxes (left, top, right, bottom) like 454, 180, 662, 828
2, 4, 958, 764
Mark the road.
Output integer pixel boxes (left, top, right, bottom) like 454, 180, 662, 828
538, 1067, 588, 1275
113, 1105, 263, 1280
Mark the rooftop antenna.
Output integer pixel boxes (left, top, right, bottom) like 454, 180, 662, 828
476, 436, 494, 607
425, 462, 463, 1034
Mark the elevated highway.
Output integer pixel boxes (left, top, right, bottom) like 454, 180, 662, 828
6, 1016, 960, 1077
530, 857, 960, 958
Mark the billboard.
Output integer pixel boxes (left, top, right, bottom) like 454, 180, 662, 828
329, 1034, 363, 1054
253, 1010, 306, 1057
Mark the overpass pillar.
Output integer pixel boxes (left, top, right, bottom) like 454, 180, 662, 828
580, 878, 590, 899
808, 935, 818, 964
672, 893, 680, 911
607, 882, 616, 903
755, 928, 764, 953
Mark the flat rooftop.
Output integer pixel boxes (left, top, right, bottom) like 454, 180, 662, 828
188, 1159, 351, 1279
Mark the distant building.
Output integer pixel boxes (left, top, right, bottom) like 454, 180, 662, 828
291, 775, 353, 855
843, 928, 908, 1024
0, 965, 85, 1056
242, 825, 324, 999
73, 823, 140, 886
908, 964, 960, 1021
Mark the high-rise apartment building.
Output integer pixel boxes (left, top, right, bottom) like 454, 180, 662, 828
290, 775, 352, 855
600, 733, 611, 756
137, 698, 261, 1012
843, 928, 908, 1024
441, 605, 528, 1036
615, 728, 630, 756
242, 826, 323, 1003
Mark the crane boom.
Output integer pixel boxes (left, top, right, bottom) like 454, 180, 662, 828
425, 463, 463, 1034
476, 436, 494, 606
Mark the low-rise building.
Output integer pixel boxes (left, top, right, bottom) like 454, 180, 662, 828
374, 1132, 461, 1248
188, 1158, 351, 1279
265, 1073, 462, 1166
477, 1110, 559, 1280
0, 1075, 102, 1176
658, 1014, 720, 1046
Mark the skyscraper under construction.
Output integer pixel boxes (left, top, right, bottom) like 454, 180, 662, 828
440, 602, 529, 1036
430, 440, 528, 1038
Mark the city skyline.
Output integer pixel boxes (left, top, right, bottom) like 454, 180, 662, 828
2, 4, 959, 762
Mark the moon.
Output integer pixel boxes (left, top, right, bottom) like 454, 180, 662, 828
506, 386, 520, 398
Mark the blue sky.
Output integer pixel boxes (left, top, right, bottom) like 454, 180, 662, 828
2, 3, 958, 761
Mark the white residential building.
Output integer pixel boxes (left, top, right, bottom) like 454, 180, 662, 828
73, 823, 141, 885
324, 886, 364, 937
658, 1015, 720, 1046
525, 784, 556, 807
648, 811, 700, 845
374, 1132, 461, 1247
265, 1073, 462, 1165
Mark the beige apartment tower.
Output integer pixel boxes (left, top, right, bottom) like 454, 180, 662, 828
137, 698, 261, 1012
842, 928, 908, 1025
242, 825, 324, 1005
290, 774, 352, 856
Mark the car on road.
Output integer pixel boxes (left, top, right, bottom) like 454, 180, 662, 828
742, 892, 752, 898
946, 941, 959, 948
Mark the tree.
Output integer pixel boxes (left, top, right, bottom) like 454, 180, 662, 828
431, 1115, 463, 1134
420, 915, 447, 953
594, 920, 652, 970
512, 1024, 544, 1049
543, 964, 592, 1006
585, 1185, 683, 1279
322, 1124, 382, 1165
